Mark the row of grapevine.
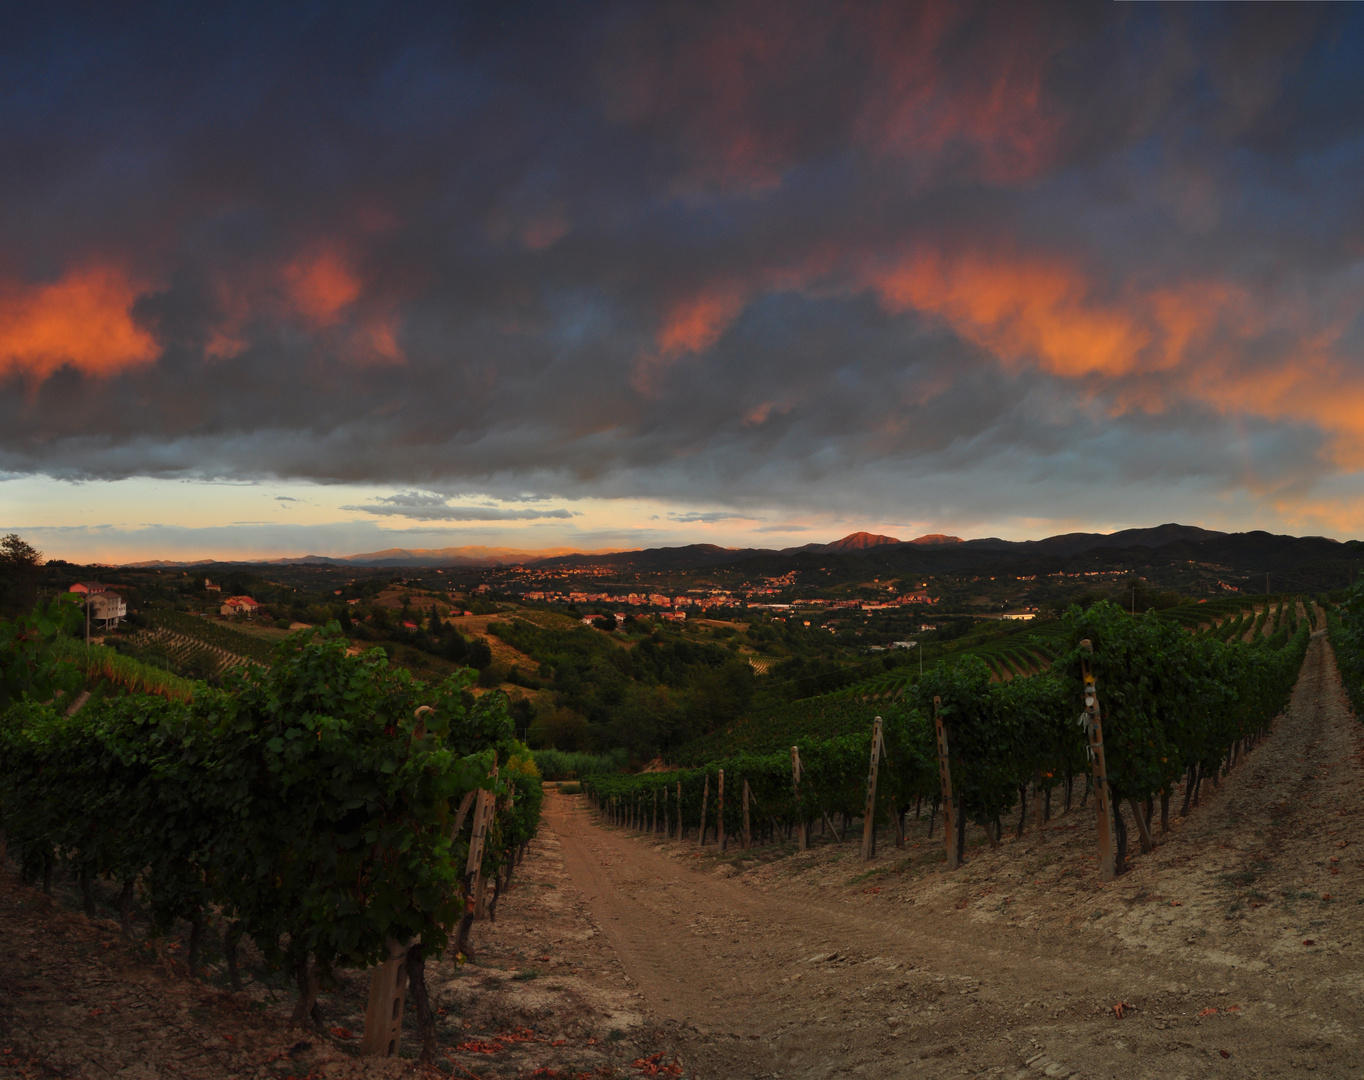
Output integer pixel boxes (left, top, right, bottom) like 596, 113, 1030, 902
836, 598, 1293, 703
1154, 595, 1285, 636
586, 601, 1310, 875
145, 608, 277, 664
1326, 584, 1364, 715
52, 638, 198, 700
673, 697, 878, 763
126, 625, 255, 676
831, 625, 1065, 701
0, 623, 540, 1062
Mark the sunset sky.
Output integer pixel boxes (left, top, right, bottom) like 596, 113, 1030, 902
5, 3, 1364, 563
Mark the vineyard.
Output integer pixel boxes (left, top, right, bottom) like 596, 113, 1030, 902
141, 608, 276, 665
53, 638, 198, 700
586, 599, 1311, 878
1327, 582, 1364, 714
0, 618, 541, 1063
827, 597, 1291, 704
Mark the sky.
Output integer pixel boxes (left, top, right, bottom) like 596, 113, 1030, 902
5, 2, 1364, 563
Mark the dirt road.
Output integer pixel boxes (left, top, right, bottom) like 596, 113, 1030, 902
4, 623, 1361, 1079
546, 624, 1364, 1078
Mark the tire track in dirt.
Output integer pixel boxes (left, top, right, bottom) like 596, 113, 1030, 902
548, 617, 1364, 1078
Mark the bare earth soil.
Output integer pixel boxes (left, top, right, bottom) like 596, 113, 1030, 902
4, 618, 1363, 1079
548, 620, 1364, 1079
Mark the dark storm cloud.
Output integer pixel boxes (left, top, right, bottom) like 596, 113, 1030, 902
3, 2, 1364, 529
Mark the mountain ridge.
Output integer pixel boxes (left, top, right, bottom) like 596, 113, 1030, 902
113, 524, 1347, 570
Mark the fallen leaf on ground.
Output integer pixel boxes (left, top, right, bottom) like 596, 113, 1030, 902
456, 1040, 503, 1054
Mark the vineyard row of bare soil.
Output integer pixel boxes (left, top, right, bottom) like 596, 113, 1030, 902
0, 817, 661, 1079
551, 616, 1364, 1079
4, 613, 1363, 1079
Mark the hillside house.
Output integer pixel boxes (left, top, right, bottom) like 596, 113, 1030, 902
68, 581, 111, 595
87, 591, 127, 628
221, 596, 262, 618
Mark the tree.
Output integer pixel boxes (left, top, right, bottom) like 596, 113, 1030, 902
0, 534, 43, 620
0, 593, 84, 710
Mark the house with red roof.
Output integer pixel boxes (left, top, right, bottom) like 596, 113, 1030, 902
220, 596, 262, 618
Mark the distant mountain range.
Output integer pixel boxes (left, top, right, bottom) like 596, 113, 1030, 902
524, 523, 1236, 570
119, 524, 1359, 582
125, 545, 622, 569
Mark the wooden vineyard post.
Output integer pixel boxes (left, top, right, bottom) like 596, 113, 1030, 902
717, 769, 726, 851
653, 789, 659, 834
933, 697, 958, 870
1128, 798, 1154, 854
742, 779, 752, 850
473, 764, 498, 919
451, 790, 477, 840
791, 746, 807, 851
1079, 641, 1116, 882
662, 787, 669, 838
861, 716, 884, 861
360, 936, 411, 1057
698, 774, 709, 847
676, 781, 682, 839
469, 760, 497, 918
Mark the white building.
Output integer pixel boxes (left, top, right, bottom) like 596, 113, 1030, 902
87, 591, 127, 629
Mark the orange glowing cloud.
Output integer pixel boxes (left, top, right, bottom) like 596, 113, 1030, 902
202, 247, 404, 368
283, 248, 362, 327
0, 266, 159, 381
866, 246, 1364, 466
871, 251, 1158, 378
633, 286, 748, 394
657, 288, 748, 357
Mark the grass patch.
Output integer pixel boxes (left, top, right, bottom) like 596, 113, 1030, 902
532, 748, 628, 780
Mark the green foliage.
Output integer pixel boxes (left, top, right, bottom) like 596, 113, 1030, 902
912, 656, 1049, 828
145, 608, 275, 664
53, 638, 198, 700
0, 593, 84, 710
593, 601, 1310, 862
531, 747, 629, 779
0, 624, 540, 983
672, 697, 879, 763
489, 619, 755, 755
0, 534, 44, 620
1056, 601, 1308, 806
1328, 588, 1364, 716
